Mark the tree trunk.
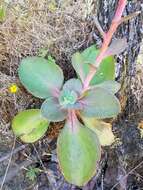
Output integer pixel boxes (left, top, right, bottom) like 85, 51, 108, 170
86, 0, 143, 189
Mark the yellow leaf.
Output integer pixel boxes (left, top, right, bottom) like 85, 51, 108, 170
82, 117, 115, 146
138, 121, 143, 138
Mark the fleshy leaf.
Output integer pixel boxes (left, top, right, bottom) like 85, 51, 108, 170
41, 97, 67, 122
62, 78, 83, 95
12, 109, 49, 143
58, 78, 83, 109
59, 89, 84, 109
93, 81, 121, 94
72, 45, 115, 85
71, 52, 86, 83
80, 87, 121, 118
57, 117, 101, 186
81, 45, 99, 64
71, 45, 99, 83
90, 56, 115, 85
59, 89, 78, 108
18, 56, 64, 98
82, 117, 115, 146
103, 38, 127, 57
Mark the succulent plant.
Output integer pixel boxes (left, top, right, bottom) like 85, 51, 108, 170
12, 46, 121, 186
12, 0, 128, 185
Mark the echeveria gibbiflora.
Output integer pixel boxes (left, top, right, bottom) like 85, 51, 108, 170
12, 44, 122, 186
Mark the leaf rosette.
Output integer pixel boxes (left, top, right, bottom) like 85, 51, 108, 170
12, 45, 122, 186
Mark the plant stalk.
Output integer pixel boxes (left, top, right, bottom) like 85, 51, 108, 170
83, 0, 127, 90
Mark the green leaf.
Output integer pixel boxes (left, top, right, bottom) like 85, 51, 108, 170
93, 81, 121, 94
57, 118, 101, 186
18, 56, 64, 98
80, 87, 121, 118
72, 45, 99, 82
41, 97, 67, 122
71, 52, 86, 83
0, 6, 6, 22
81, 45, 115, 85
82, 45, 99, 64
90, 56, 115, 85
72, 45, 115, 85
82, 117, 115, 146
59, 90, 78, 107
62, 78, 83, 95
59, 89, 83, 110
58, 78, 83, 109
12, 109, 49, 143
26, 167, 40, 181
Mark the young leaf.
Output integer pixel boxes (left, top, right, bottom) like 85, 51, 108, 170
92, 81, 121, 94
26, 167, 40, 181
103, 38, 127, 57
80, 87, 121, 118
41, 97, 67, 122
62, 78, 83, 95
12, 109, 49, 143
18, 56, 63, 99
82, 117, 115, 146
59, 89, 83, 110
57, 117, 101, 186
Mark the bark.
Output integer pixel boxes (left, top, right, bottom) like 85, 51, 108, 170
89, 0, 143, 189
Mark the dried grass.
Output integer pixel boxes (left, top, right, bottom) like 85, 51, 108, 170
0, 0, 97, 59
0, 0, 98, 133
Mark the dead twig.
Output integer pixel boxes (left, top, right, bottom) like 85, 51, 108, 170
0, 159, 33, 186
120, 11, 141, 24
111, 160, 143, 190
93, 17, 105, 37
0, 137, 16, 190
0, 144, 27, 163
32, 144, 57, 190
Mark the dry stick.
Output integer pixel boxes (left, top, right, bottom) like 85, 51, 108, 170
0, 136, 16, 190
110, 160, 143, 190
120, 11, 141, 24
93, 17, 105, 37
0, 144, 27, 163
0, 160, 33, 185
83, 0, 127, 90
32, 144, 57, 190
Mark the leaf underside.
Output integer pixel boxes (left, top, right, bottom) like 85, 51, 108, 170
104, 38, 127, 57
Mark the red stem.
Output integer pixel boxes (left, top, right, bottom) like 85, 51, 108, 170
83, 0, 127, 90
68, 110, 78, 132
